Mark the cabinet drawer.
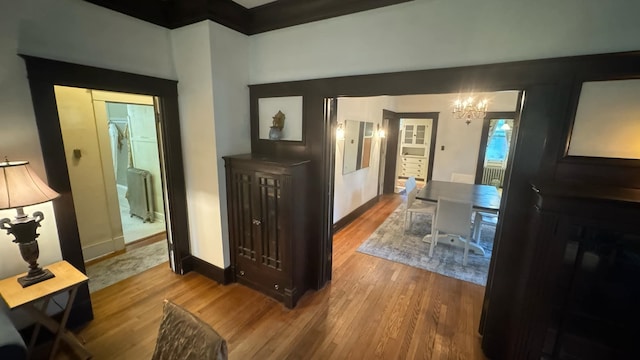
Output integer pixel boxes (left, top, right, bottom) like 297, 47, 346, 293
401, 163, 424, 172
402, 157, 425, 165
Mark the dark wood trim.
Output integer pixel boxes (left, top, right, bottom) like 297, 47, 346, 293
190, 256, 233, 284
21, 55, 191, 327
395, 112, 439, 182
168, 0, 250, 33
333, 195, 381, 233
249, 51, 640, 360
474, 111, 518, 184
85, 0, 170, 28
249, 0, 412, 34
382, 109, 400, 194
555, 74, 640, 187
85, 0, 410, 35
323, 98, 338, 283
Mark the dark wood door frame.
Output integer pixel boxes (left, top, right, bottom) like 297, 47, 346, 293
381, 109, 400, 194
20, 55, 191, 327
382, 110, 440, 194
474, 110, 519, 184
250, 50, 640, 360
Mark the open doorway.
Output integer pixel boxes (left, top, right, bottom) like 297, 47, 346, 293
475, 112, 518, 191
331, 91, 522, 287
53, 86, 169, 293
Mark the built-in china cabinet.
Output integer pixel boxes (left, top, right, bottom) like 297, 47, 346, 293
398, 118, 432, 180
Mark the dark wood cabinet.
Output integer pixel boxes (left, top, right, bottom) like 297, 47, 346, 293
223, 154, 311, 308
514, 183, 640, 359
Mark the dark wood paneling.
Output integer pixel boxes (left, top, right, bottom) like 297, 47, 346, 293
382, 109, 400, 194
249, 51, 640, 359
169, 0, 250, 33
333, 195, 380, 233
249, 0, 412, 34
21, 55, 191, 327
85, 0, 170, 27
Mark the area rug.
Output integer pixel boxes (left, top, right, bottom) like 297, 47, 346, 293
86, 240, 169, 293
357, 205, 495, 286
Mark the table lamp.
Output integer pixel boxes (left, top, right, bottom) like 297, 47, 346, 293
0, 159, 60, 287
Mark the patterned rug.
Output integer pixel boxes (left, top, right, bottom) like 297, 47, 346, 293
86, 240, 169, 293
357, 205, 495, 286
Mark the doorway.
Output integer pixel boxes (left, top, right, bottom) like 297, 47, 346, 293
330, 92, 521, 287
475, 112, 518, 189
53, 86, 170, 292
23, 55, 191, 326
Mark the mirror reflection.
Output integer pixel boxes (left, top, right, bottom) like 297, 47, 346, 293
343, 120, 374, 174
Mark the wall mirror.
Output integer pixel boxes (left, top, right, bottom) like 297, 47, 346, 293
342, 120, 374, 174
567, 79, 640, 159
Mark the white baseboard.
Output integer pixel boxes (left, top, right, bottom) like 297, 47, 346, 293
154, 211, 165, 222
83, 238, 122, 262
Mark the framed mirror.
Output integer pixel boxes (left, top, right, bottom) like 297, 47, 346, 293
342, 120, 374, 174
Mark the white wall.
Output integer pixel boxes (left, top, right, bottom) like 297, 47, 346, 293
334, 96, 396, 222
0, 0, 175, 280
170, 22, 219, 266
249, 0, 640, 84
395, 92, 519, 181
170, 21, 250, 268
208, 21, 251, 267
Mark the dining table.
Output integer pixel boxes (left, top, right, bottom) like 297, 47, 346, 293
415, 180, 501, 255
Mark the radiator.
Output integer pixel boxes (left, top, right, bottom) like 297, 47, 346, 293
482, 167, 506, 187
126, 168, 154, 223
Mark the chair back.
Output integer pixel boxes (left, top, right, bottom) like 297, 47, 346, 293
404, 176, 416, 194
450, 173, 475, 184
152, 300, 228, 360
406, 186, 418, 208
434, 197, 472, 238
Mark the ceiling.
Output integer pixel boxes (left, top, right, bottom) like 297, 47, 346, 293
85, 0, 412, 35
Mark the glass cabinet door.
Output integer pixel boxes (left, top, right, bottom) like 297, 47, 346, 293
404, 124, 415, 144
415, 125, 426, 145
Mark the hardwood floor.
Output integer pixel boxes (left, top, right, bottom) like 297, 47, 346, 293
57, 194, 487, 359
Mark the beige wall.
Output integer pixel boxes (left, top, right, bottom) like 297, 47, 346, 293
54, 86, 125, 261
568, 79, 640, 159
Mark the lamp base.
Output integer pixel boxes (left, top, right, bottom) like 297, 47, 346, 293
18, 268, 55, 288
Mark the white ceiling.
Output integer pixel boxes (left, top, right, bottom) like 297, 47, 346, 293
232, 0, 277, 9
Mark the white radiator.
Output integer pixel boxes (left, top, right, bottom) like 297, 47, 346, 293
127, 167, 154, 223
482, 167, 506, 187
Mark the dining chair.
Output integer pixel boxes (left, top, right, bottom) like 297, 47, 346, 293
403, 177, 436, 231
429, 197, 473, 265
450, 172, 475, 184
473, 211, 498, 243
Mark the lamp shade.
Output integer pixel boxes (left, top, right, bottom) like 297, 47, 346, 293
0, 161, 60, 210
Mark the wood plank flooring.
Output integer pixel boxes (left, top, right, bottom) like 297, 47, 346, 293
56, 194, 487, 359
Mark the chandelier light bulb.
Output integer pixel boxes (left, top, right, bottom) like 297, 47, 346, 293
452, 95, 488, 125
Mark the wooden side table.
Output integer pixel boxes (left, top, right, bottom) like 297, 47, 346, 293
0, 260, 91, 359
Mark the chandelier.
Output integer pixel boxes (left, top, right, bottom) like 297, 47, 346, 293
453, 96, 488, 125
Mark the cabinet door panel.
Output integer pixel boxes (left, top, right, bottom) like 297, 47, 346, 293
256, 173, 284, 273
230, 169, 257, 263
